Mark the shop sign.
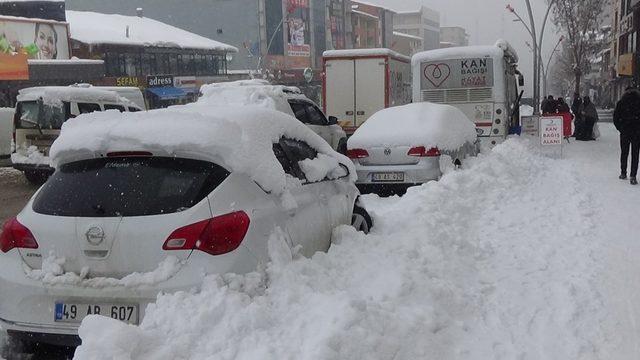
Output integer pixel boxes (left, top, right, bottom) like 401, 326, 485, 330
147, 74, 174, 87
618, 53, 634, 76
115, 76, 141, 87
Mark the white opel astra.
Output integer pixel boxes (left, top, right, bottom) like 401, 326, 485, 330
0, 104, 372, 347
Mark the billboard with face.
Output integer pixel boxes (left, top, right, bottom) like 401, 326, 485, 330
0, 17, 70, 80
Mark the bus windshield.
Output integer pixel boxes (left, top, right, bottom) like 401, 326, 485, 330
16, 100, 71, 130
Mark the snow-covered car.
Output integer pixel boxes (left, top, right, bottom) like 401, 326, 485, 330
347, 102, 479, 193
12, 86, 143, 184
0, 105, 371, 346
198, 80, 348, 152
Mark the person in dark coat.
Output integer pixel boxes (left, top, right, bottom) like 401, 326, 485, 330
576, 96, 598, 141
571, 94, 583, 138
542, 95, 556, 114
556, 97, 570, 113
613, 87, 640, 185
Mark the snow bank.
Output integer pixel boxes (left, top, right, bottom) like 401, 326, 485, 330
74, 136, 606, 359
50, 105, 354, 195
66, 11, 238, 52
348, 102, 477, 151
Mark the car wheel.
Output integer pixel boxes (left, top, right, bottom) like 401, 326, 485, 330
351, 205, 373, 234
24, 170, 49, 185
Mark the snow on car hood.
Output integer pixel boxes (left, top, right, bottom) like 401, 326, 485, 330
348, 102, 477, 151
49, 105, 355, 195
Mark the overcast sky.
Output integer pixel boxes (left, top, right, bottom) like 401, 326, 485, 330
373, 0, 564, 97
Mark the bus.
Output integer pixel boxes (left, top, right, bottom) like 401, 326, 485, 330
412, 40, 524, 146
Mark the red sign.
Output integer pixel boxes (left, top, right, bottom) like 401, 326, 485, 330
0, 53, 29, 80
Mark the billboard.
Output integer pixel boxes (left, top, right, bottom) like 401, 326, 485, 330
286, 0, 311, 64
420, 58, 494, 90
0, 17, 70, 80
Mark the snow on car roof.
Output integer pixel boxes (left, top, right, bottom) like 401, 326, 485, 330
17, 86, 133, 106
198, 79, 309, 117
49, 104, 355, 195
347, 102, 477, 151
66, 11, 238, 52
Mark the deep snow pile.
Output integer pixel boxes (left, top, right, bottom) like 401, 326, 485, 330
50, 105, 354, 195
74, 136, 607, 359
348, 102, 477, 151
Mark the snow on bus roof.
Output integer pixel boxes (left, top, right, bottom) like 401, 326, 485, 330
412, 39, 519, 65
49, 104, 355, 195
323, 48, 410, 62
348, 102, 477, 151
66, 11, 238, 52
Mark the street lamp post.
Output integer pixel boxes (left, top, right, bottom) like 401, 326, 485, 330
543, 36, 564, 98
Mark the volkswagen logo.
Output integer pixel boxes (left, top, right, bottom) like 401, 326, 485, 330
85, 226, 105, 246
384, 148, 392, 156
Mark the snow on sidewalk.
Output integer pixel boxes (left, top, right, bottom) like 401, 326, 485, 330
73, 129, 620, 359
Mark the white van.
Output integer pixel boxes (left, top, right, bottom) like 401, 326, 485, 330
0, 107, 14, 166
12, 86, 143, 183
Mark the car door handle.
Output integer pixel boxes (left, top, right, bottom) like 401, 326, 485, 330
346, 111, 354, 116
357, 111, 365, 116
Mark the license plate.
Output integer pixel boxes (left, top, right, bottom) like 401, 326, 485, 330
54, 302, 139, 324
372, 172, 404, 182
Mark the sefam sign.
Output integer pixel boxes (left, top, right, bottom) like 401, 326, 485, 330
421, 57, 494, 90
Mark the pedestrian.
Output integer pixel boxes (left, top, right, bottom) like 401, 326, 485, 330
613, 87, 640, 185
576, 96, 598, 141
556, 97, 570, 113
542, 95, 556, 114
571, 94, 583, 138
556, 98, 573, 138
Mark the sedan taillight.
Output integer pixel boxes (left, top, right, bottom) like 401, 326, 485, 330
163, 211, 250, 256
0, 217, 39, 253
407, 146, 441, 157
347, 148, 369, 159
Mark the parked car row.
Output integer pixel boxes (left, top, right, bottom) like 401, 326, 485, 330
0, 78, 480, 349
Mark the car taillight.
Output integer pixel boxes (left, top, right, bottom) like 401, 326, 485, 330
163, 211, 250, 256
407, 146, 441, 157
0, 217, 38, 253
347, 148, 369, 159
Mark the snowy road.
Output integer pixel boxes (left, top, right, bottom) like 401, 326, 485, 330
2, 124, 639, 359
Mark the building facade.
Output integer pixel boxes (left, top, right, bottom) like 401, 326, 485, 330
350, 1, 394, 49
393, 7, 440, 51
440, 26, 469, 48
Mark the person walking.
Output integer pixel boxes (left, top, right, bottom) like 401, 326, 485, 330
571, 94, 583, 138
542, 95, 556, 115
577, 96, 598, 141
614, 87, 640, 185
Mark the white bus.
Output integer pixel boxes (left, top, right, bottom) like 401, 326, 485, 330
412, 40, 524, 146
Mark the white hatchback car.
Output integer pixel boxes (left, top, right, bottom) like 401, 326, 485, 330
198, 80, 348, 152
0, 105, 371, 347
347, 102, 479, 194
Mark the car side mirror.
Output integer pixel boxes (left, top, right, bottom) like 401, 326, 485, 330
328, 116, 338, 125
518, 74, 525, 87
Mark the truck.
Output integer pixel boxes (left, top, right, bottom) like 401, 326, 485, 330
323, 48, 412, 135
0, 107, 14, 166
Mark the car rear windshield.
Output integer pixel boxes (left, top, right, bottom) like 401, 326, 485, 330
33, 157, 230, 217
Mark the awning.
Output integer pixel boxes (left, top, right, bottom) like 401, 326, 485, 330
146, 87, 187, 100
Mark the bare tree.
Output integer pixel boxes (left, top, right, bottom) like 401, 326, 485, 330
550, 0, 609, 95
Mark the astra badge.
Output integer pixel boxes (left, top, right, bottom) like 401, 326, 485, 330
85, 226, 105, 246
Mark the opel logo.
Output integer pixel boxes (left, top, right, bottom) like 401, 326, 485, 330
384, 148, 392, 156
85, 226, 105, 246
